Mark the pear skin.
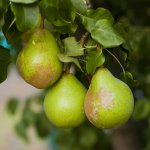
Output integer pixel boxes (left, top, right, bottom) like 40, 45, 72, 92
44, 73, 87, 128
17, 28, 63, 89
84, 68, 134, 129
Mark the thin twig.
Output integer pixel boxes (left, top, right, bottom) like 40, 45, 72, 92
104, 48, 126, 76
79, 32, 90, 46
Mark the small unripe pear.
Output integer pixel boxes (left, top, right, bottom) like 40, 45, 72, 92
16, 28, 63, 89
84, 68, 134, 129
44, 73, 87, 128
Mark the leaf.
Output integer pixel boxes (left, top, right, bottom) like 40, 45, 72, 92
84, 37, 97, 51
9, 0, 37, 4
0, 13, 4, 28
15, 121, 28, 140
35, 113, 51, 138
70, 0, 87, 14
91, 19, 125, 48
52, 23, 78, 34
132, 99, 150, 121
86, 51, 105, 75
11, 3, 41, 32
6, 98, 19, 115
39, 0, 77, 34
79, 8, 115, 33
0, 46, 11, 83
39, 0, 59, 22
22, 105, 36, 126
0, 0, 9, 11
58, 53, 82, 71
120, 71, 138, 87
63, 37, 84, 56
79, 14, 96, 32
79, 9, 124, 48
0, 0, 9, 27
58, 0, 76, 22
115, 22, 132, 51
86, 8, 114, 24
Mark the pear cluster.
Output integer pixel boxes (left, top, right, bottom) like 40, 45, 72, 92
17, 29, 134, 129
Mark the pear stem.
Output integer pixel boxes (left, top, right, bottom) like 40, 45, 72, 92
40, 17, 45, 29
104, 48, 126, 75
96, 44, 103, 52
65, 63, 72, 74
87, 74, 92, 85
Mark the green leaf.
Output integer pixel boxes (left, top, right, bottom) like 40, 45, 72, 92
9, 0, 37, 4
63, 37, 84, 56
79, 8, 115, 33
22, 105, 36, 126
35, 113, 51, 138
120, 71, 138, 87
0, 46, 11, 83
86, 8, 114, 24
79, 14, 96, 32
6, 98, 19, 115
79, 9, 124, 48
58, 0, 76, 22
0, 0, 9, 11
11, 3, 41, 32
15, 121, 28, 140
0, 0, 9, 27
86, 51, 105, 75
70, 0, 87, 14
0, 13, 4, 28
58, 53, 82, 71
39, 0, 77, 34
39, 0, 59, 22
52, 23, 78, 34
91, 19, 125, 48
132, 99, 150, 121
115, 22, 132, 51
84, 37, 97, 51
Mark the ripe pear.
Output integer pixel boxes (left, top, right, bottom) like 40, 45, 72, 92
16, 28, 63, 89
44, 73, 87, 128
84, 68, 134, 129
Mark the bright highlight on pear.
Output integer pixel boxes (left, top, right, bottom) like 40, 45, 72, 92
16, 28, 63, 89
44, 73, 87, 128
84, 68, 134, 129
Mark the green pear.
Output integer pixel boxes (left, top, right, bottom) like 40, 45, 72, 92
84, 68, 134, 129
44, 73, 87, 128
16, 28, 63, 89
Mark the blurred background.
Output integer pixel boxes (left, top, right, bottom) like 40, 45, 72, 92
0, 64, 49, 150
0, 0, 150, 150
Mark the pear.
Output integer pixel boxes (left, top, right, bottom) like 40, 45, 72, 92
44, 73, 87, 128
16, 28, 63, 89
84, 68, 134, 129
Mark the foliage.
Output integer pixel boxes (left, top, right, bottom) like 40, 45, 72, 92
0, 0, 130, 81
0, 0, 149, 149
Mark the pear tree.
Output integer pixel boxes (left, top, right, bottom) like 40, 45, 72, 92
0, 0, 135, 129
